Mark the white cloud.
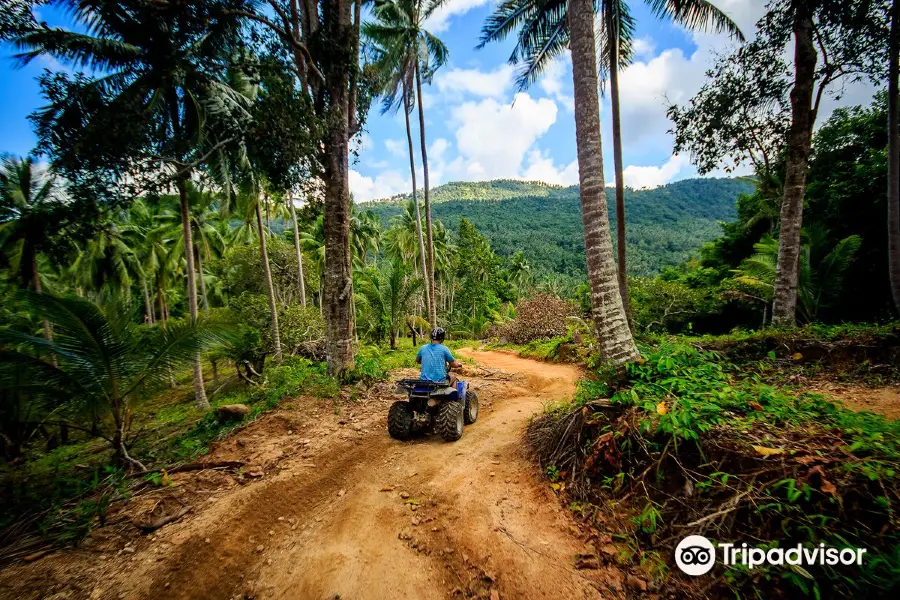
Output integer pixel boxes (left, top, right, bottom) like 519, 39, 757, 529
521, 150, 579, 186
436, 64, 515, 98
446, 93, 558, 181
350, 169, 411, 203
424, 0, 495, 33
617, 154, 692, 189
384, 138, 406, 157
631, 36, 656, 60
539, 56, 575, 112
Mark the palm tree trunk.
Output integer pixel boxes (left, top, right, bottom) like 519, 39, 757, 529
403, 83, 432, 321
141, 275, 154, 325
567, 0, 638, 366
322, 1, 356, 376
772, 14, 816, 326
415, 61, 437, 326
178, 178, 209, 409
289, 198, 308, 306
606, 1, 631, 325
256, 194, 283, 362
889, 0, 900, 315
195, 245, 210, 314
30, 252, 56, 367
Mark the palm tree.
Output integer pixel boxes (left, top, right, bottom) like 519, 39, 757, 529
14, 0, 250, 408
356, 258, 423, 348
230, 180, 284, 361
288, 195, 308, 306
889, 0, 900, 315
0, 156, 65, 346
732, 227, 862, 324
364, 0, 449, 326
480, 0, 740, 356
68, 217, 143, 301
605, 1, 741, 316
0, 292, 221, 470
507, 250, 532, 294
384, 198, 430, 269
351, 207, 382, 266
300, 215, 327, 312
480, 0, 637, 365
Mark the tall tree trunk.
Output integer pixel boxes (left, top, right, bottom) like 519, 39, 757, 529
141, 275, 154, 325
772, 15, 816, 326
321, 0, 356, 376
606, 1, 630, 325
889, 0, 900, 314
31, 252, 56, 366
178, 178, 209, 409
195, 244, 210, 314
256, 194, 283, 362
289, 198, 308, 306
403, 82, 432, 320
567, 0, 639, 366
415, 61, 437, 326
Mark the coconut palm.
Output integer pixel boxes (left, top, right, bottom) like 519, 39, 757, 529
300, 215, 327, 312
479, 0, 739, 364
356, 258, 423, 348
478, 0, 634, 364
732, 226, 862, 323
364, 0, 449, 326
507, 250, 532, 294
68, 217, 143, 302
14, 0, 251, 408
0, 156, 68, 347
0, 292, 222, 469
384, 198, 430, 270
351, 207, 382, 266
889, 0, 900, 314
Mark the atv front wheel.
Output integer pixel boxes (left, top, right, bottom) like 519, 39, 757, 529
388, 401, 413, 440
464, 390, 479, 424
436, 401, 464, 442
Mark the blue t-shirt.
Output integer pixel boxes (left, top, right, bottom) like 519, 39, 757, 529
417, 343, 455, 382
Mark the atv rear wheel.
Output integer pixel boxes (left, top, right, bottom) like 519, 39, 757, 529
388, 401, 413, 440
436, 400, 464, 442
464, 390, 479, 424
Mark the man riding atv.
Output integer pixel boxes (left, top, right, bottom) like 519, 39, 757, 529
387, 327, 478, 442
416, 327, 461, 389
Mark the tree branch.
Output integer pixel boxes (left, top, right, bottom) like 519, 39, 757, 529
226, 9, 326, 85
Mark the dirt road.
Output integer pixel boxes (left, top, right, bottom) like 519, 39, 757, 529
1, 350, 620, 600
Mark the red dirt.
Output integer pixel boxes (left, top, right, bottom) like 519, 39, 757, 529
809, 381, 900, 419
0, 350, 627, 600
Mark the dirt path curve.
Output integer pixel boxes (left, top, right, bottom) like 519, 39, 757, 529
1, 351, 616, 600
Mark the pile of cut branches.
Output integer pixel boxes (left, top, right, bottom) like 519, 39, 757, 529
528, 342, 900, 598
489, 294, 580, 344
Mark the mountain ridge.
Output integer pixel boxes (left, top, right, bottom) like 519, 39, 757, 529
361, 177, 754, 279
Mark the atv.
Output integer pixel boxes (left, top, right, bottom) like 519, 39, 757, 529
388, 379, 479, 442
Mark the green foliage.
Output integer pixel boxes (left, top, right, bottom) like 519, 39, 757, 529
552, 338, 900, 597
629, 276, 721, 333
364, 178, 752, 279
355, 258, 422, 348
0, 292, 225, 466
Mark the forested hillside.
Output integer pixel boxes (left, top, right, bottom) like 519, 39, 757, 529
362, 178, 753, 278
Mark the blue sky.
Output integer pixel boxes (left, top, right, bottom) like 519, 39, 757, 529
0, 1, 881, 202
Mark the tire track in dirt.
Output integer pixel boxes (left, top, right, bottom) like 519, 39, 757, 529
0, 350, 614, 600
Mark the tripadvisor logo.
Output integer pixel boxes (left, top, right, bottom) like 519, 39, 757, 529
675, 535, 868, 576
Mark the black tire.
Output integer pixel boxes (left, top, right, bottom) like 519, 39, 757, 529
436, 401, 464, 442
464, 390, 479, 424
388, 401, 413, 440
